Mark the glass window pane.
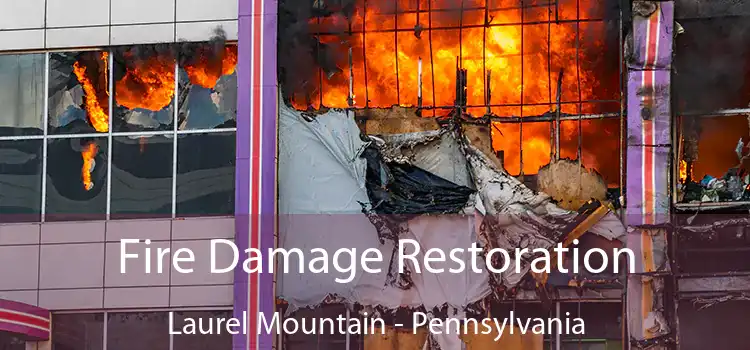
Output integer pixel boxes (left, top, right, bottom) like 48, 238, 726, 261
112, 45, 175, 132
106, 312, 169, 350
172, 311, 233, 349
176, 131, 235, 216
45, 137, 108, 221
560, 302, 622, 340
0, 53, 44, 136
52, 313, 105, 350
0, 331, 26, 350
0, 139, 42, 223
48, 51, 110, 135
177, 44, 237, 130
111, 134, 173, 219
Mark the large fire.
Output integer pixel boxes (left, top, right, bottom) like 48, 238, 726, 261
73, 52, 109, 132
291, 0, 619, 180
115, 56, 176, 111
184, 46, 238, 88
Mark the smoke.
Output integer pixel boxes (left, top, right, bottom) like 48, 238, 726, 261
674, 13, 750, 112
277, 0, 624, 108
112, 27, 231, 81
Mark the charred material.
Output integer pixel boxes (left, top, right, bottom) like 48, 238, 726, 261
361, 144, 474, 216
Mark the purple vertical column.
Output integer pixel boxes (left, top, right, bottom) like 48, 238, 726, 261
235, 0, 278, 347
625, 1, 674, 345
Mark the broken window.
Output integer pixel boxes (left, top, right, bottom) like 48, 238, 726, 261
674, 15, 750, 205
49, 50, 110, 135
0, 41, 237, 223
178, 45, 238, 130
277, 2, 628, 348
112, 45, 176, 132
278, 0, 624, 206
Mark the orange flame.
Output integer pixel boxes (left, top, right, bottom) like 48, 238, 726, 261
294, 0, 619, 180
184, 47, 238, 88
81, 142, 98, 191
72, 52, 109, 132
679, 160, 687, 183
116, 57, 176, 111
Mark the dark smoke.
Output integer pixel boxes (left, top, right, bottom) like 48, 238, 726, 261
112, 27, 231, 80
674, 2, 750, 112
277, 0, 624, 108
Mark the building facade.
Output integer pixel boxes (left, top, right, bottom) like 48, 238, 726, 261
0, 0, 277, 348
2, 0, 750, 350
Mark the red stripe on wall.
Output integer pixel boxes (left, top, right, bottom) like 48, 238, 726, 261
0, 311, 50, 330
642, 8, 660, 224
249, 0, 264, 348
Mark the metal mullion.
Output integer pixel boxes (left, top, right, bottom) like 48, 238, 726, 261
112, 130, 175, 137
41, 53, 49, 222
175, 127, 237, 135
681, 107, 750, 117
106, 49, 114, 220
46, 133, 108, 139
172, 63, 179, 218
0, 135, 46, 141
103, 311, 108, 350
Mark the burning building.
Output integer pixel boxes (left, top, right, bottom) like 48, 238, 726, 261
272, 0, 750, 350
1, 0, 749, 349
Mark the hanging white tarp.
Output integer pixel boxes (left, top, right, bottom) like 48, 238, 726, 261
277, 102, 627, 313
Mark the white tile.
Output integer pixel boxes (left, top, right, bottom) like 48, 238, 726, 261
170, 285, 232, 307
105, 241, 171, 287
0, 290, 38, 306
0, 0, 45, 30
106, 219, 172, 242
39, 243, 104, 289
171, 216, 234, 240
0, 245, 39, 290
111, 0, 175, 25
170, 240, 233, 286
110, 23, 175, 45
176, 20, 238, 42
46, 26, 109, 48
177, 0, 238, 22
0, 223, 39, 246
104, 287, 169, 308
41, 221, 105, 244
0, 29, 44, 51
38, 288, 103, 310
46, 0, 109, 27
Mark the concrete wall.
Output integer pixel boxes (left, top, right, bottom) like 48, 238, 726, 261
0, 217, 234, 310
0, 0, 238, 51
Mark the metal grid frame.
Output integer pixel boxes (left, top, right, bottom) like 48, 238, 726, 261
0, 47, 237, 222
298, 0, 625, 184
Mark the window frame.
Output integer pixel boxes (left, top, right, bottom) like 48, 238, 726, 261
49, 308, 234, 350
0, 46, 238, 222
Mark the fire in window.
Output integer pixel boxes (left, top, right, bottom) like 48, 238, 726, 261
674, 15, 750, 204
278, 0, 622, 196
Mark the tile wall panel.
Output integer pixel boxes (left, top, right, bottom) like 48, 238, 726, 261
110, 0, 175, 25
0, 0, 239, 51
0, 217, 234, 310
0, 0, 45, 30
0, 245, 39, 290
46, 0, 110, 28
